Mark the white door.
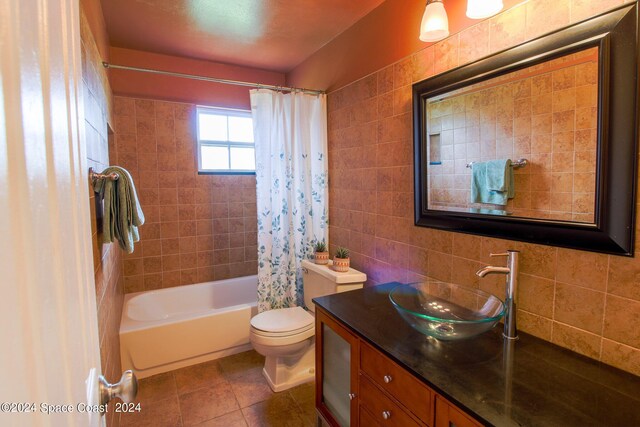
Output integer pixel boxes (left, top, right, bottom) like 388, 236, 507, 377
0, 0, 103, 426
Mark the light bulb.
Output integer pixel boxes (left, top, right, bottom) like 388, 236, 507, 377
466, 0, 504, 19
419, 0, 450, 43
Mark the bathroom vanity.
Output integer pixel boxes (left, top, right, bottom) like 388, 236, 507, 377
313, 283, 640, 426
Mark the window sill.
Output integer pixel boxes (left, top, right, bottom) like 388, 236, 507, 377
197, 171, 256, 176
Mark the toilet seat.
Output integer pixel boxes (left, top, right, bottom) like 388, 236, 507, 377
251, 323, 313, 338
250, 325, 314, 347
250, 307, 314, 336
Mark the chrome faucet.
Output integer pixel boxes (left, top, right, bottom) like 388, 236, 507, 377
476, 250, 519, 340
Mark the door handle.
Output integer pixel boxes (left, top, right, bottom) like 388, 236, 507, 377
99, 370, 138, 414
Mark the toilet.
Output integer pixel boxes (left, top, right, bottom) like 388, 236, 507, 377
250, 259, 366, 392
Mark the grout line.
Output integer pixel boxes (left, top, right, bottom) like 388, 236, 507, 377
598, 255, 612, 360
549, 248, 558, 342
171, 371, 185, 427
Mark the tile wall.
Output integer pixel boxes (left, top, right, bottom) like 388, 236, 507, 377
427, 47, 598, 222
80, 8, 123, 427
327, 0, 640, 376
112, 97, 258, 293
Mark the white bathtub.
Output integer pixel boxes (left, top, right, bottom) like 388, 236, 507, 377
120, 275, 258, 378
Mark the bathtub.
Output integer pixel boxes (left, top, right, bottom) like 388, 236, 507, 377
120, 275, 258, 378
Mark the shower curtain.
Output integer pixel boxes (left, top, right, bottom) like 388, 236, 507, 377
250, 89, 328, 312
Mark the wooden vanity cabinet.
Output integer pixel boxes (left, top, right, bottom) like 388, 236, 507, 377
316, 307, 483, 427
316, 308, 360, 426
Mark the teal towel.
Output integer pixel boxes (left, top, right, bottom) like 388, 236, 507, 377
470, 159, 514, 206
93, 166, 145, 253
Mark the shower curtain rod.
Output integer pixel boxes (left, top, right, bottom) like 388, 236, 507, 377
102, 62, 325, 95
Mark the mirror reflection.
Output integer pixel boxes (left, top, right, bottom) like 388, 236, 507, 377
426, 47, 598, 223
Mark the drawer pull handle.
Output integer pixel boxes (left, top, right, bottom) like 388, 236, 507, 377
383, 375, 393, 383
348, 393, 356, 400
382, 410, 391, 420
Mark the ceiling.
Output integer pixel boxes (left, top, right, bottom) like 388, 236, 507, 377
101, 0, 386, 73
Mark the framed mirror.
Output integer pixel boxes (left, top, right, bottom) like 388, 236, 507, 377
413, 4, 638, 256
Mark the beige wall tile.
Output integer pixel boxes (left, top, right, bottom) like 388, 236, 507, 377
490, 5, 526, 52
433, 35, 459, 76
450, 256, 483, 288
519, 243, 556, 279
603, 295, 640, 348
411, 47, 434, 83
556, 248, 608, 291
600, 338, 640, 377
519, 274, 555, 318
452, 233, 483, 261
526, 0, 570, 40
459, 21, 490, 65
554, 282, 605, 333
608, 256, 640, 302
517, 310, 553, 340
571, 0, 624, 23
427, 250, 452, 282
552, 322, 602, 359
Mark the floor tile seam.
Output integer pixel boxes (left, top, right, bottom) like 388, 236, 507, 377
173, 370, 186, 427
175, 377, 232, 397
178, 381, 242, 426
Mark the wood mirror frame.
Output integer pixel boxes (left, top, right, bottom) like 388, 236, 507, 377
413, 4, 638, 256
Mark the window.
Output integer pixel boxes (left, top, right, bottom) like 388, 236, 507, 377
196, 107, 255, 174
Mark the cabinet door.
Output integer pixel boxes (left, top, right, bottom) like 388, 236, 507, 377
316, 308, 360, 427
435, 396, 482, 427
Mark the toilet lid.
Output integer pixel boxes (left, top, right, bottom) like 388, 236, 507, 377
250, 307, 314, 335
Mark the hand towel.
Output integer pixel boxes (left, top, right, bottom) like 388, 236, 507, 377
486, 159, 510, 192
93, 166, 145, 253
470, 159, 514, 206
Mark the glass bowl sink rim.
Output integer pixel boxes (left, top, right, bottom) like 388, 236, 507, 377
389, 281, 506, 324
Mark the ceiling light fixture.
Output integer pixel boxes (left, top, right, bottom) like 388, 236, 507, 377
419, 0, 449, 43
466, 0, 504, 19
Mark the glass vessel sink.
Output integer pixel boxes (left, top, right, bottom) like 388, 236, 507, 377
389, 280, 506, 341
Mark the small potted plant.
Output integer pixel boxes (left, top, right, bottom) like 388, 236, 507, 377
333, 247, 350, 272
313, 240, 329, 265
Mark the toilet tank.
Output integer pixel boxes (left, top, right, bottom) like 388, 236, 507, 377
301, 259, 366, 312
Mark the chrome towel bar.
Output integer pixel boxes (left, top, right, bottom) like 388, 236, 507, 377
466, 158, 528, 169
89, 167, 119, 182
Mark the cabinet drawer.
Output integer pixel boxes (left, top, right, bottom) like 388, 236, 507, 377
360, 405, 381, 427
361, 342, 434, 425
360, 375, 421, 427
435, 396, 482, 427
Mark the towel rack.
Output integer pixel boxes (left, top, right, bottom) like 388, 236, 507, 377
89, 167, 119, 183
466, 158, 528, 169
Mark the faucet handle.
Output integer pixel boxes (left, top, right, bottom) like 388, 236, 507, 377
490, 252, 509, 257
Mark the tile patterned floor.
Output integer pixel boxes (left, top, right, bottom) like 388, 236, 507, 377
120, 351, 316, 427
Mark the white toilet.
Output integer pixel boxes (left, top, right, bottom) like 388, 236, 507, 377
250, 259, 366, 392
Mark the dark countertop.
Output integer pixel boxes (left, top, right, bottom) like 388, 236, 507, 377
313, 283, 640, 427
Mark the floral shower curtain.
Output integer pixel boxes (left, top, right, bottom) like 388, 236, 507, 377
250, 89, 328, 312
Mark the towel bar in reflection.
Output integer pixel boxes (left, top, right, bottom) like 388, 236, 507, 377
466, 158, 528, 169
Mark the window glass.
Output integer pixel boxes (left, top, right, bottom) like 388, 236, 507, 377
197, 107, 255, 173
230, 147, 256, 170
200, 146, 229, 170
228, 116, 254, 142
198, 113, 228, 141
